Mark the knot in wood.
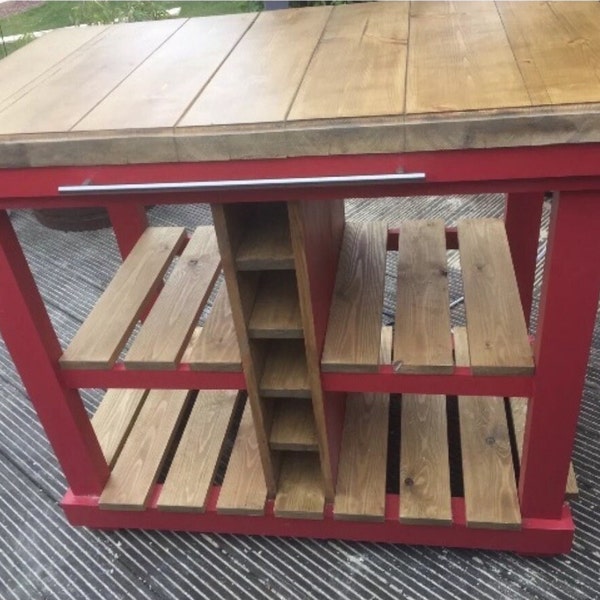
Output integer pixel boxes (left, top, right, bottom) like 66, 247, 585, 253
404, 477, 414, 487
485, 436, 496, 446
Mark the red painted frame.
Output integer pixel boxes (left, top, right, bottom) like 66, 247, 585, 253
1, 143, 599, 554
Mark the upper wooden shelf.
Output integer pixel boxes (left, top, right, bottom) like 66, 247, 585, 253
1, 1, 600, 168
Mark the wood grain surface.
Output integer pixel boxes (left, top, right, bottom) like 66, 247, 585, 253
260, 340, 310, 398
458, 219, 534, 375
99, 389, 190, 510
269, 398, 319, 452
322, 221, 387, 372
124, 226, 220, 369
60, 227, 186, 369
394, 220, 453, 374
158, 390, 239, 512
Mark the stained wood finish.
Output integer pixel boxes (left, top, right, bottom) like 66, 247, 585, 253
274, 453, 325, 519
248, 270, 303, 338
158, 390, 239, 512
322, 221, 387, 372
288, 2, 409, 120
454, 328, 521, 529
99, 389, 190, 510
510, 397, 579, 500
458, 219, 534, 375
394, 219, 453, 374
260, 340, 310, 398
184, 286, 241, 371
400, 394, 452, 525
125, 227, 221, 369
217, 402, 268, 515
92, 388, 148, 468
61, 227, 186, 369
269, 399, 319, 452
180, 6, 332, 126
334, 327, 392, 522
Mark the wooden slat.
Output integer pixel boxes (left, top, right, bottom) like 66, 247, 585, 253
455, 327, 521, 529
509, 397, 579, 500
322, 221, 387, 372
260, 340, 310, 398
288, 2, 408, 120
0, 19, 185, 135
394, 219, 453, 374
180, 6, 332, 126
248, 271, 303, 338
269, 399, 318, 452
75, 13, 256, 130
400, 394, 452, 525
235, 203, 294, 271
217, 402, 268, 515
274, 453, 325, 519
99, 389, 190, 510
334, 327, 392, 521
124, 227, 220, 369
92, 389, 148, 468
458, 219, 534, 375
184, 286, 241, 371
498, 1, 600, 106
406, 1, 530, 113
61, 227, 186, 368
0, 26, 108, 111
158, 390, 239, 512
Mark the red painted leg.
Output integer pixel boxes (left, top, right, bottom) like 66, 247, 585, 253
0, 210, 109, 495
107, 202, 148, 259
519, 191, 600, 519
504, 192, 544, 328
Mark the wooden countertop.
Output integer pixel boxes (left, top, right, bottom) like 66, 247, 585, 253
1, 1, 600, 168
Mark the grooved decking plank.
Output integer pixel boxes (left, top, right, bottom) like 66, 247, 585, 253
400, 394, 452, 525
217, 402, 268, 515
92, 389, 149, 468
61, 227, 186, 369
184, 286, 241, 371
99, 389, 190, 510
394, 219, 453, 374
269, 399, 319, 452
455, 328, 521, 529
125, 226, 220, 369
158, 390, 239, 512
274, 452, 325, 519
509, 397, 579, 500
334, 327, 392, 521
458, 219, 534, 375
322, 221, 387, 372
249, 271, 303, 338
260, 340, 310, 398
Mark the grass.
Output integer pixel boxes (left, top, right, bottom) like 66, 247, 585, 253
0, 1, 263, 57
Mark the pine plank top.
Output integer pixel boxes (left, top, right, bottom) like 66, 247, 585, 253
2, 2, 600, 167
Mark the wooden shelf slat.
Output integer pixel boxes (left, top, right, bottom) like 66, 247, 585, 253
458, 219, 534, 375
99, 389, 190, 510
235, 203, 295, 271
394, 219, 453, 374
274, 452, 325, 519
184, 285, 242, 371
217, 402, 268, 515
124, 226, 221, 369
260, 340, 310, 398
92, 388, 148, 468
269, 398, 318, 452
399, 393, 452, 525
158, 390, 239, 512
321, 221, 387, 372
334, 327, 392, 522
61, 227, 186, 369
248, 270, 303, 338
509, 396, 579, 500
455, 328, 521, 530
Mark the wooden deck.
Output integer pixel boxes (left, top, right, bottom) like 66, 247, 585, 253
1, 1, 600, 167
